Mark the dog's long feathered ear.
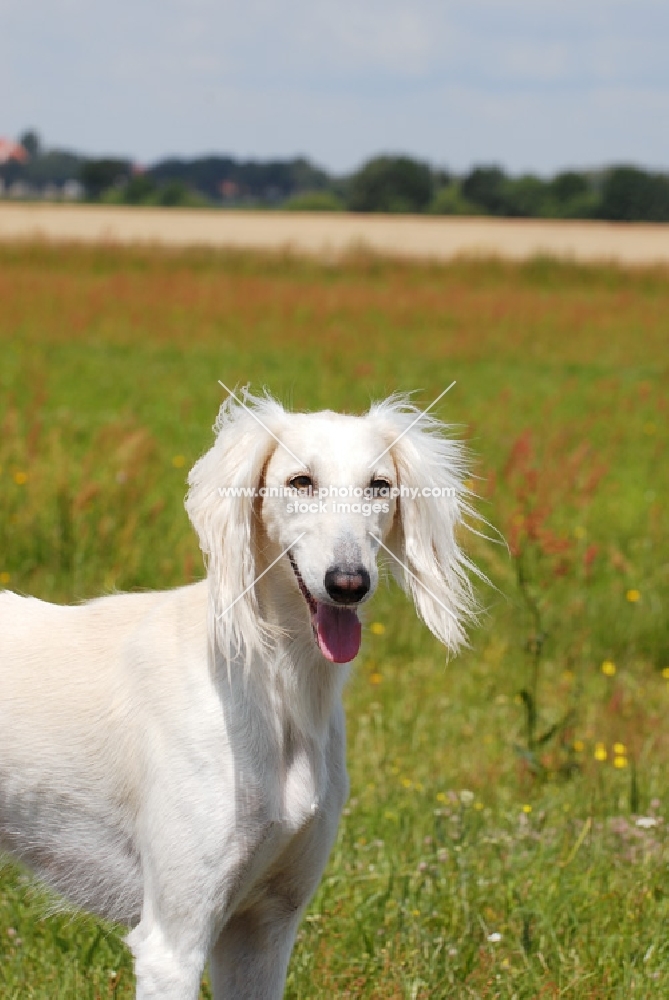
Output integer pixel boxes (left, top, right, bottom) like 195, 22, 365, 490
185, 390, 285, 664
369, 395, 479, 655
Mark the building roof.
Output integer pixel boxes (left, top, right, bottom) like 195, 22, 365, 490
0, 139, 29, 164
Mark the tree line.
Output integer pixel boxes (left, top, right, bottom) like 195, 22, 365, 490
3, 132, 669, 222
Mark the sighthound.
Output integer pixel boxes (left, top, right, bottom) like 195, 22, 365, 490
0, 392, 476, 999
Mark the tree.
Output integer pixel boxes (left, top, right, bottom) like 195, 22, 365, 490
347, 156, 434, 213
550, 171, 589, 203
283, 191, 344, 212
80, 159, 132, 199
428, 182, 477, 216
154, 180, 206, 207
122, 175, 157, 204
547, 171, 598, 219
598, 166, 669, 222
19, 130, 41, 159
502, 175, 550, 217
461, 166, 508, 215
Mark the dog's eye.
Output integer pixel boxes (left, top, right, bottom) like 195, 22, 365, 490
368, 477, 391, 497
288, 474, 313, 492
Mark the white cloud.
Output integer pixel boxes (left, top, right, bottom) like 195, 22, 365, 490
2, 0, 669, 171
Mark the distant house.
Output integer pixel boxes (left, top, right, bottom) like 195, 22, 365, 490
62, 179, 84, 200
8, 180, 32, 198
220, 179, 240, 199
0, 139, 29, 164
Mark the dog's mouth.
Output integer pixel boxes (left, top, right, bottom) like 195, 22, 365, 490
288, 554, 362, 664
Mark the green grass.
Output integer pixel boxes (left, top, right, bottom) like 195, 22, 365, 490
0, 244, 667, 997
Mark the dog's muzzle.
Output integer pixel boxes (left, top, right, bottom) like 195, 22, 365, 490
288, 555, 364, 664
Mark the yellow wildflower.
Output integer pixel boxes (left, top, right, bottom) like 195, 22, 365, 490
601, 660, 616, 676
626, 589, 641, 603
436, 792, 447, 803
401, 777, 412, 789
370, 671, 382, 685
573, 740, 585, 752
13, 471, 28, 485
662, 668, 669, 680
370, 622, 385, 636
613, 742, 627, 755
0, 571, 10, 585
171, 455, 186, 469
614, 756, 628, 769
522, 804, 532, 814
594, 743, 607, 762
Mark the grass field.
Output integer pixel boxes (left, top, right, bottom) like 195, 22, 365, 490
0, 243, 667, 998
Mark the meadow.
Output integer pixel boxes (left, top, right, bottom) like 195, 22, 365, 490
0, 242, 667, 998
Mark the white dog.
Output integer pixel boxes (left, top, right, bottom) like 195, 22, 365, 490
0, 391, 476, 998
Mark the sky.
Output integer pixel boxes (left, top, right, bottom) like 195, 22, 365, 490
3, 0, 669, 175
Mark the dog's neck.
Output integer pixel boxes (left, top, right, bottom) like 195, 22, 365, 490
210, 581, 349, 747
256, 573, 350, 742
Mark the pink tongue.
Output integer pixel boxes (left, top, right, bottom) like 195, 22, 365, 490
315, 602, 362, 663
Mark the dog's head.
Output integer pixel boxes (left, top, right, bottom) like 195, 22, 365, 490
186, 391, 477, 665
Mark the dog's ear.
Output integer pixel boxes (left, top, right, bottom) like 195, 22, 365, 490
370, 396, 478, 655
186, 391, 285, 664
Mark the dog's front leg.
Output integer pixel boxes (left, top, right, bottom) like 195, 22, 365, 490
128, 813, 292, 1000
209, 903, 303, 1000
128, 908, 209, 1000
209, 791, 345, 1000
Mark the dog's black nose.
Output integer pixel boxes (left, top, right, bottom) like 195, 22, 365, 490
324, 566, 370, 605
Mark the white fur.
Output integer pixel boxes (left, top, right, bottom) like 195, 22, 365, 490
0, 391, 476, 999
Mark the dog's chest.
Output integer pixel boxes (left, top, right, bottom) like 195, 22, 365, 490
282, 745, 323, 833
